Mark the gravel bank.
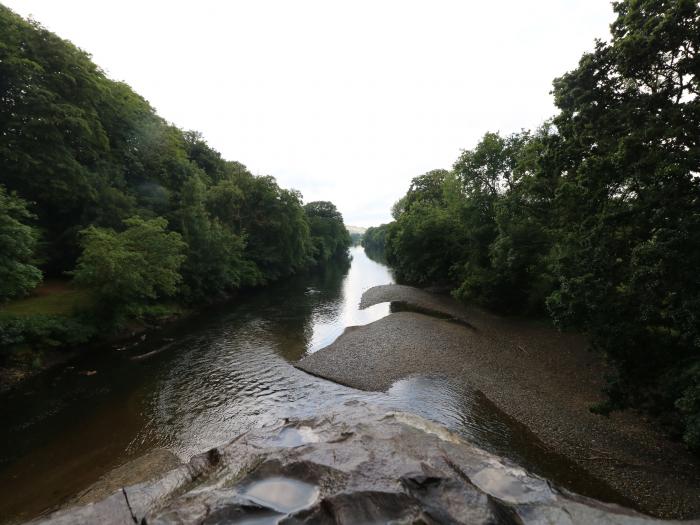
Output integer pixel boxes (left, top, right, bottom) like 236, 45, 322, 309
297, 284, 700, 519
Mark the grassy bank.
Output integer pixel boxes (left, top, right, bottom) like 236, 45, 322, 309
0, 280, 93, 317
0, 280, 186, 390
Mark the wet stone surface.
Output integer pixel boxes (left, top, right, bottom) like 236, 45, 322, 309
27, 402, 685, 525
242, 477, 319, 514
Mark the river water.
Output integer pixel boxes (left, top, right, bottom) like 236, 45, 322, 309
0, 246, 629, 523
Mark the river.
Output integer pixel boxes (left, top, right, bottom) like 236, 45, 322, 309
0, 246, 627, 523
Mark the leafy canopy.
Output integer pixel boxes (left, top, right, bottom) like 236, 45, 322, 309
378, 0, 700, 450
304, 201, 351, 264
72, 217, 186, 312
0, 186, 42, 301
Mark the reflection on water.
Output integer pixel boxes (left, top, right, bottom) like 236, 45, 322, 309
307, 247, 393, 352
0, 247, 629, 523
243, 477, 319, 514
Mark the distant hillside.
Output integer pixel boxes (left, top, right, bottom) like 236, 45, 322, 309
346, 225, 367, 235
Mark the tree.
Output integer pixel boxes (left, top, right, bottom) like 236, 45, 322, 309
362, 224, 390, 260
545, 0, 700, 447
304, 201, 351, 264
487, 126, 559, 312
0, 6, 113, 272
176, 175, 249, 301
450, 135, 519, 308
235, 175, 312, 281
400, 169, 451, 214
385, 170, 469, 285
0, 186, 42, 301
183, 130, 227, 183
384, 135, 533, 308
72, 217, 186, 314
207, 176, 245, 233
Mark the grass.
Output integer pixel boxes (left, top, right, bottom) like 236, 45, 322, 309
0, 280, 93, 318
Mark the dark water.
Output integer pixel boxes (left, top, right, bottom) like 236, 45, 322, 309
0, 247, 630, 523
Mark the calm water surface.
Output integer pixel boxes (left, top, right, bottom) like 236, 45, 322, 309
0, 246, 629, 523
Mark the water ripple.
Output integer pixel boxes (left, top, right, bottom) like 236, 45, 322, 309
0, 247, 612, 523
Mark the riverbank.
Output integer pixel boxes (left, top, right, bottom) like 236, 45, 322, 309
0, 279, 256, 393
0, 304, 188, 393
0, 248, 392, 524
297, 284, 700, 519
28, 401, 677, 525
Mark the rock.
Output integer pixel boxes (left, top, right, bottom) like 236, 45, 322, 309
73, 449, 182, 505
26, 402, 692, 525
130, 342, 176, 361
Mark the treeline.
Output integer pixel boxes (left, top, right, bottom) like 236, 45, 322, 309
349, 232, 363, 245
374, 0, 700, 450
0, 6, 350, 337
361, 224, 389, 260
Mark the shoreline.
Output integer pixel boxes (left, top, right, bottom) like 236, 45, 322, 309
0, 285, 256, 393
0, 309, 190, 393
297, 284, 700, 519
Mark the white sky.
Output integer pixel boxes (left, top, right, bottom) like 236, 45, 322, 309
4, 1, 614, 227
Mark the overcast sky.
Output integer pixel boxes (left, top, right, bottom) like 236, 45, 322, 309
5, 1, 614, 226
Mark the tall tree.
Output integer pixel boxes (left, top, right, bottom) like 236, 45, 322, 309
0, 186, 42, 301
304, 201, 351, 264
236, 175, 312, 281
72, 217, 186, 315
176, 175, 248, 301
546, 0, 700, 444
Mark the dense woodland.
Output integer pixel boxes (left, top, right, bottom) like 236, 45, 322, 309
1, 0, 699, 454
0, 6, 350, 352
368, 0, 700, 450
361, 224, 389, 261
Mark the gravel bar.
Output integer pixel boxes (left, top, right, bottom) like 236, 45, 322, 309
297, 284, 700, 519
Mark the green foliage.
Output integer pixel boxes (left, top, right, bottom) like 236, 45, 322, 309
388, 199, 468, 286
0, 315, 96, 350
176, 175, 248, 302
385, 139, 535, 307
304, 201, 351, 264
349, 232, 363, 245
676, 364, 700, 450
362, 224, 390, 259
544, 0, 700, 448
72, 217, 186, 315
483, 127, 558, 312
0, 185, 42, 301
1, 6, 142, 271
0, 4, 351, 379
235, 175, 313, 281
0, 5, 348, 324
385, 170, 462, 284
132, 302, 186, 323
381, 0, 700, 449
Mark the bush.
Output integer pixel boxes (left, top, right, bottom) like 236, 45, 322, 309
0, 315, 97, 350
72, 217, 186, 315
0, 185, 42, 301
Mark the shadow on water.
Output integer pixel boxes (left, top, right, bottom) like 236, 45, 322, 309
362, 245, 388, 265
0, 246, 632, 523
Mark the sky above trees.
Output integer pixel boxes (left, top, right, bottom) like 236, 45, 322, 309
4, 0, 614, 226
